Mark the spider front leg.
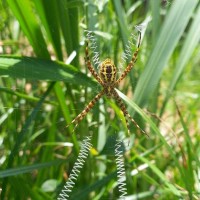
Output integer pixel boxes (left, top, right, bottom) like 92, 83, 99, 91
115, 32, 142, 85
112, 89, 147, 136
66, 90, 105, 132
85, 40, 104, 86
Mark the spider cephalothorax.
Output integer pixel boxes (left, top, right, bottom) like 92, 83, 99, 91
67, 31, 145, 136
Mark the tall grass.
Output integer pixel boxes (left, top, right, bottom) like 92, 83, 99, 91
0, 0, 200, 199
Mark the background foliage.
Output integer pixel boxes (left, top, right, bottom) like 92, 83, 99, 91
0, 0, 200, 199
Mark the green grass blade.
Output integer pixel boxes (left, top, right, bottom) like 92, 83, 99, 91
0, 160, 64, 178
54, 83, 79, 154
176, 104, 198, 199
71, 172, 116, 199
111, 0, 128, 49
150, 0, 161, 46
170, 4, 200, 91
0, 82, 55, 199
33, 0, 63, 60
86, 0, 99, 31
1, 1, 199, 199
161, 4, 200, 115
0, 56, 96, 87
138, 156, 181, 196
6, 0, 50, 58
0, 87, 57, 105
134, 0, 198, 106
116, 89, 184, 174
57, 0, 80, 66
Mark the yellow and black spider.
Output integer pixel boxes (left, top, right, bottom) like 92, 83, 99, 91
67, 31, 145, 136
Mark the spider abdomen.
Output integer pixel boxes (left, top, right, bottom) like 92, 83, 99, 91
99, 58, 117, 84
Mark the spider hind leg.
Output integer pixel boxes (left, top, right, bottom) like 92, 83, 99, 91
112, 90, 147, 137
66, 90, 105, 132
126, 113, 148, 137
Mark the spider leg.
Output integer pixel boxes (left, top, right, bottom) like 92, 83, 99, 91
85, 40, 104, 86
115, 32, 142, 85
66, 90, 105, 132
112, 89, 147, 136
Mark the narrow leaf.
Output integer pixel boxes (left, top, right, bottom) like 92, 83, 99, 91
0, 56, 96, 87
134, 0, 198, 106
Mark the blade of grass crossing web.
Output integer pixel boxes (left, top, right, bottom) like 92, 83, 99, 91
134, 0, 198, 107
6, 0, 50, 59
160, 4, 200, 116
116, 89, 185, 176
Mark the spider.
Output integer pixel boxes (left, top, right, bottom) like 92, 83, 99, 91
67, 31, 145, 137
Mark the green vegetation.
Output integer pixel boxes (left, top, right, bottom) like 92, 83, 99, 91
0, 0, 200, 199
